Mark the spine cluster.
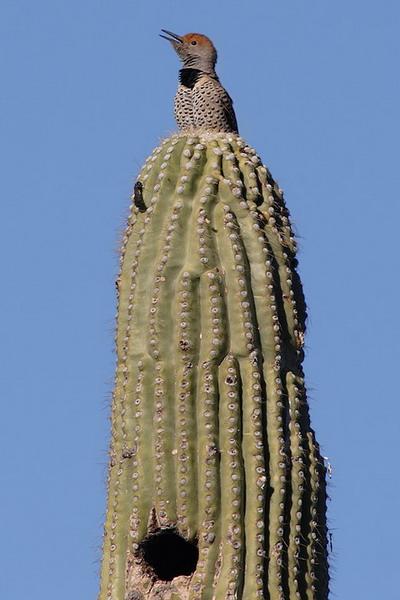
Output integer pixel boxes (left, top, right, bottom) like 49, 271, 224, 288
99, 133, 329, 600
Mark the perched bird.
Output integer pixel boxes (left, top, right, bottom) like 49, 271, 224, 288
160, 30, 238, 134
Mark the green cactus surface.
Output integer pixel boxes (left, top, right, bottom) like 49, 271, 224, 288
99, 133, 329, 600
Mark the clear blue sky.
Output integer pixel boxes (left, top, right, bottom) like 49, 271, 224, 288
1, 1, 399, 598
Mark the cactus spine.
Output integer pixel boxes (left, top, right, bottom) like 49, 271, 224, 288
99, 133, 329, 600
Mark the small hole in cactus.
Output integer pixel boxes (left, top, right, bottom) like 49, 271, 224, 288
139, 529, 198, 581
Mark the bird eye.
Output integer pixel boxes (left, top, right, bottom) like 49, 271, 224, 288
191, 40, 197, 45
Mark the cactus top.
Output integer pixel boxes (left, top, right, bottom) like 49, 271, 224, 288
160, 30, 239, 134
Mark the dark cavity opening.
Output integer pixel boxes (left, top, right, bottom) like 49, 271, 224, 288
139, 529, 198, 581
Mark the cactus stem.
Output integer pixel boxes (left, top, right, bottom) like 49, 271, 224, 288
99, 133, 329, 600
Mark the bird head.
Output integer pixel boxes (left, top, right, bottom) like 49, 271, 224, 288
160, 30, 217, 72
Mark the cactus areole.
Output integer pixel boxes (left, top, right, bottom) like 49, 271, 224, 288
99, 133, 329, 600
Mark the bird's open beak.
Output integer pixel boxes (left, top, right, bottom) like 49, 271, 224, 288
160, 29, 183, 44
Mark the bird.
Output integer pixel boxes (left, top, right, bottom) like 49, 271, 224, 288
160, 30, 238, 134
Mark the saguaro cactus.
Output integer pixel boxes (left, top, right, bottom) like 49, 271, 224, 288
99, 132, 329, 600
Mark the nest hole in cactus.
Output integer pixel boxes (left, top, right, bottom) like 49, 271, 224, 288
139, 529, 199, 581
